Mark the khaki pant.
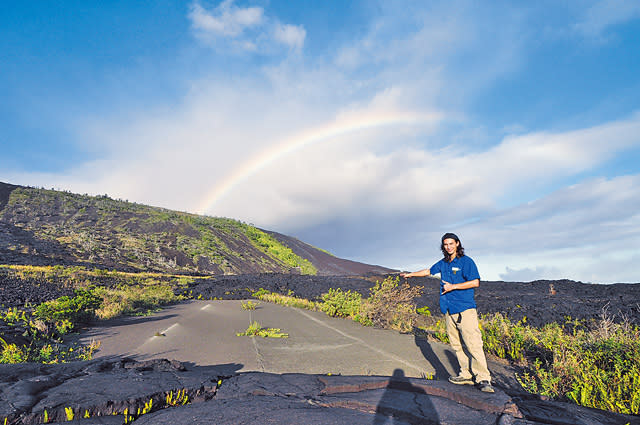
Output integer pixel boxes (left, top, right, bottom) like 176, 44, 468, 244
445, 308, 491, 382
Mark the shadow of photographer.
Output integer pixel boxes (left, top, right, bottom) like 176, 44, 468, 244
373, 368, 439, 424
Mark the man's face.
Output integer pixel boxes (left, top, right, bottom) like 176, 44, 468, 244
443, 238, 459, 257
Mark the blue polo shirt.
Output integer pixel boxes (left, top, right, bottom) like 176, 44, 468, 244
430, 255, 480, 314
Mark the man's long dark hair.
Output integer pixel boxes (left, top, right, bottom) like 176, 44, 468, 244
441, 233, 465, 262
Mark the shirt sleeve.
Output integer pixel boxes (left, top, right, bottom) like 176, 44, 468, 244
430, 259, 443, 275
462, 257, 480, 281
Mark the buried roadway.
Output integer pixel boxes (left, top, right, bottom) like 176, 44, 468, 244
3, 300, 634, 425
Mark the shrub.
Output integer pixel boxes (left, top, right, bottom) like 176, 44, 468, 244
320, 288, 362, 318
34, 288, 101, 327
480, 313, 533, 364
2, 307, 27, 325
431, 319, 449, 343
0, 337, 26, 363
359, 276, 423, 333
0, 270, 186, 364
251, 288, 270, 298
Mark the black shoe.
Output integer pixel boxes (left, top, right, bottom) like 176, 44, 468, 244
478, 380, 495, 393
448, 375, 474, 385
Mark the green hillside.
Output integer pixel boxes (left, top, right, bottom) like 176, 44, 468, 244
0, 183, 316, 275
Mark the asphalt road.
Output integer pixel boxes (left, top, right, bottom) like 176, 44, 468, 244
78, 300, 459, 379
64, 301, 638, 425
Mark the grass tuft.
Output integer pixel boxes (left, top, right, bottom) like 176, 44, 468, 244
241, 300, 260, 310
252, 288, 321, 311
236, 321, 288, 338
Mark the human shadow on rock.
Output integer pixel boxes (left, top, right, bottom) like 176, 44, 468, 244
373, 368, 439, 424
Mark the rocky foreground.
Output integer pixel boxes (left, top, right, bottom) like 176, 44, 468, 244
3, 358, 638, 425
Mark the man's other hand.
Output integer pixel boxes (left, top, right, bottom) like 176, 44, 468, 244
442, 280, 454, 294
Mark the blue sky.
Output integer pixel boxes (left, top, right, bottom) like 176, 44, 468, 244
2, 1, 640, 283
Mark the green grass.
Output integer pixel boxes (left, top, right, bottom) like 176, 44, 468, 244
239, 224, 317, 275
236, 321, 288, 338
241, 300, 260, 310
252, 288, 321, 310
92, 282, 182, 320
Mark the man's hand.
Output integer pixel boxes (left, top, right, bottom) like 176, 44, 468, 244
441, 280, 454, 294
442, 279, 479, 293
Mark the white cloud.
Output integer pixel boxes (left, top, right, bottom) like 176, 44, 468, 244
188, 0, 305, 54
189, 1, 263, 37
457, 174, 640, 283
470, 175, 640, 251
469, 113, 640, 198
273, 23, 306, 52
382, 170, 640, 283
215, 112, 640, 226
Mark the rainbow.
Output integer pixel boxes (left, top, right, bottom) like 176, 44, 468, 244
196, 109, 441, 215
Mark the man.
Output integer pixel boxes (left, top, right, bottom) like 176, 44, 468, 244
401, 233, 494, 393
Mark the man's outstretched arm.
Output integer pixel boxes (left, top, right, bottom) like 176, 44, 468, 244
400, 269, 430, 278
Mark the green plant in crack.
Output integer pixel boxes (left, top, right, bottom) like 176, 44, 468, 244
166, 389, 189, 406
241, 300, 259, 310
65, 406, 74, 421
237, 321, 288, 338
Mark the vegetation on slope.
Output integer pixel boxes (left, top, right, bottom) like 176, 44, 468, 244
0, 186, 316, 275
